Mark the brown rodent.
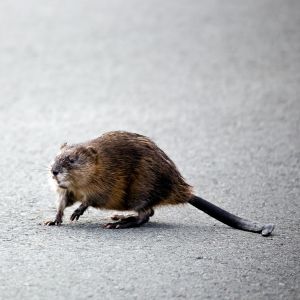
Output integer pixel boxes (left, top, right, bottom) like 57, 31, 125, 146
45, 131, 274, 236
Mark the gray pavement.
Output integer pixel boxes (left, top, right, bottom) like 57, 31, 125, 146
0, 0, 299, 299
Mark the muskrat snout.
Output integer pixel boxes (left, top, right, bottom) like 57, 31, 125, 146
52, 169, 59, 176
51, 164, 62, 176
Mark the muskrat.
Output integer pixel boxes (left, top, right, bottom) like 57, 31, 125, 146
44, 131, 274, 236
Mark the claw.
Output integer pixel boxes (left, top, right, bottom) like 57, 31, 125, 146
110, 214, 135, 221
70, 212, 80, 221
44, 219, 62, 226
103, 223, 113, 229
44, 220, 54, 226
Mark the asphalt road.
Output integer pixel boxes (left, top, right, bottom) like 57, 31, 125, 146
0, 0, 299, 299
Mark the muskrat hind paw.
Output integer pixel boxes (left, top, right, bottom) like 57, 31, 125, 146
110, 214, 136, 221
103, 216, 149, 229
103, 223, 120, 229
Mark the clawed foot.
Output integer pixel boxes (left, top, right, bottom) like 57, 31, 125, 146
70, 204, 88, 221
103, 216, 142, 229
104, 209, 154, 229
110, 214, 136, 221
70, 210, 82, 221
44, 219, 62, 226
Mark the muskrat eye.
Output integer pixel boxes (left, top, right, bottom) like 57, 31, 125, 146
68, 157, 76, 164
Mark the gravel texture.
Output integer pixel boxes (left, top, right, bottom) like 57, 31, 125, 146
0, 0, 299, 299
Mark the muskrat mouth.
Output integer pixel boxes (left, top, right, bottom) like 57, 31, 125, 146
53, 176, 68, 189
57, 180, 68, 189
58, 184, 68, 189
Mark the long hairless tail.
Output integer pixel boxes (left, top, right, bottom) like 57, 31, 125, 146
188, 195, 274, 236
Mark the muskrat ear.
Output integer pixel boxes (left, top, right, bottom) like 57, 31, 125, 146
60, 142, 68, 150
86, 146, 97, 157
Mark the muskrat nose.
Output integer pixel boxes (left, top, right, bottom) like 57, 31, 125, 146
52, 170, 59, 176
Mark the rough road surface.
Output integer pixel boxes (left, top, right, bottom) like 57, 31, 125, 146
0, 1, 299, 299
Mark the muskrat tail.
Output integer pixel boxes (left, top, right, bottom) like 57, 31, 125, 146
188, 195, 275, 236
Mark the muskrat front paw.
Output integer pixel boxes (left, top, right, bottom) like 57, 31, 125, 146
44, 219, 62, 226
70, 211, 81, 221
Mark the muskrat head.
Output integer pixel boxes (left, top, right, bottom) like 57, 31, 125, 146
51, 143, 98, 189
